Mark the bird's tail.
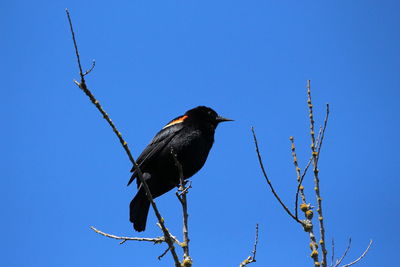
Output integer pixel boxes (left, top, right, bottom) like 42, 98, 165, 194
130, 189, 150, 232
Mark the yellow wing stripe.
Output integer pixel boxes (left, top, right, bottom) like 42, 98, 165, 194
163, 115, 188, 129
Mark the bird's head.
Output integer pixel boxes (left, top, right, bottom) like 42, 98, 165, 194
185, 106, 233, 128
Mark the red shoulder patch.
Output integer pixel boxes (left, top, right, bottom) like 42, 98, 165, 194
163, 115, 188, 129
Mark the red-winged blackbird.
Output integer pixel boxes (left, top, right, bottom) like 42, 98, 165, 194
128, 106, 232, 231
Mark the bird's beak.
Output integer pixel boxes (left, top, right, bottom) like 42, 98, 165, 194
216, 116, 234, 123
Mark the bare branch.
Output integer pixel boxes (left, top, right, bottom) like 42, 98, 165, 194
304, 220, 322, 267
294, 154, 313, 220
66, 10, 181, 266
83, 60, 96, 76
158, 247, 171, 260
290, 136, 308, 219
171, 150, 192, 266
239, 224, 259, 267
66, 9, 136, 167
66, 9, 84, 79
90, 226, 165, 244
251, 127, 303, 225
334, 238, 352, 267
316, 104, 330, 164
307, 80, 328, 267
299, 119, 323, 183
340, 240, 373, 267
300, 156, 313, 181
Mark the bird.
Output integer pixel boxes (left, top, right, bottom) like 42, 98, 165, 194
127, 106, 232, 232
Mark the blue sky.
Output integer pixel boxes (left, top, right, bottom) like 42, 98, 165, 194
2, 1, 399, 266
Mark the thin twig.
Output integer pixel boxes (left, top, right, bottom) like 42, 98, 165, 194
66, 9, 84, 79
331, 239, 335, 267
307, 80, 328, 267
158, 247, 171, 260
316, 104, 330, 164
334, 238, 352, 267
300, 125, 322, 181
239, 224, 259, 267
301, 157, 313, 181
90, 226, 165, 244
251, 127, 303, 225
66, 9, 136, 166
171, 150, 192, 266
294, 155, 312, 217
291, 136, 308, 219
66, 10, 181, 266
294, 122, 324, 219
83, 60, 96, 76
340, 240, 373, 267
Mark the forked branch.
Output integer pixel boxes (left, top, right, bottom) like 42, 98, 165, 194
340, 240, 372, 267
332, 239, 373, 267
253, 80, 371, 267
66, 9, 180, 266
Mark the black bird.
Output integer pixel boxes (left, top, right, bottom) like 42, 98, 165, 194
128, 106, 232, 231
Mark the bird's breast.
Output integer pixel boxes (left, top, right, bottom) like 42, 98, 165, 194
169, 129, 214, 179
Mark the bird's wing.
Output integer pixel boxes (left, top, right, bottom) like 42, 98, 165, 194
127, 117, 186, 186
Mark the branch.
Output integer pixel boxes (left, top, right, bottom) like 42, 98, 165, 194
239, 224, 259, 267
66, 9, 135, 166
334, 238, 352, 267
297, 106, 327, 222
340, 240, 373, 267
290, 136, 308, 220
158, 246, 172, 260
303, 219, 322, 267
66, 9, 181, 266
293, 126, 324, 219
251, 127, 303, 225
316, 104, 330, 164
90, 226, 165, 245
307, 80, 328, 267
172, 150, 192, 267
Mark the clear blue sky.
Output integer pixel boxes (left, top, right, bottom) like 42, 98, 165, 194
2, 1, 399, 266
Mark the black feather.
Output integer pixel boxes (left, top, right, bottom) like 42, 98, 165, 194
127, 106, 232, 231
